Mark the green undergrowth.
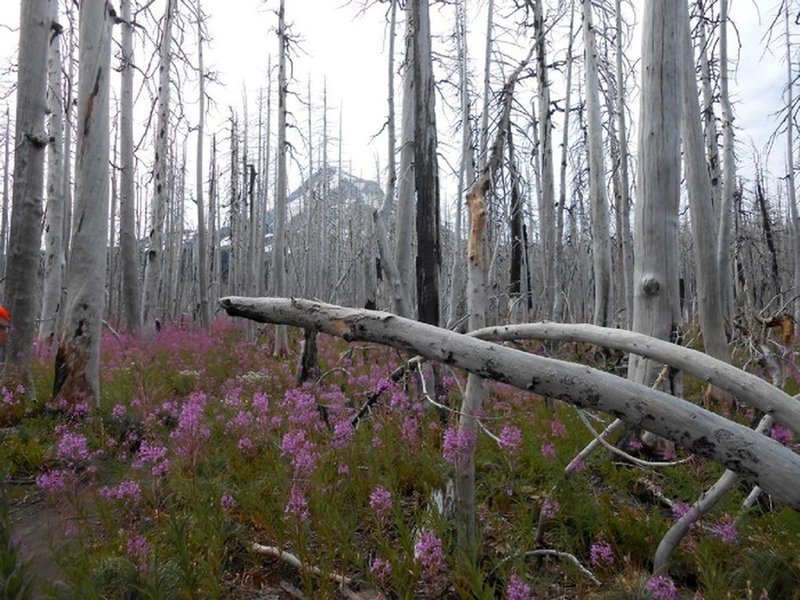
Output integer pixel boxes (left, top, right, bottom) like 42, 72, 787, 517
0, 321, 797, 599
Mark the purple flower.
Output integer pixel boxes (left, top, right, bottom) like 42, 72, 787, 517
369, 485, 393, 522
541, 442, 556, 458
285, 484, 310, 520
111, 404, 126, 420
710, 516, 738, 545
414, 529, 446, 575
550, 420, 567, 438
57, 432, 91, 464
133, 440, 170, 476
36, 469, 71, 494
442, 426, 476, 464
370, 557, 392, 585
280, 430, 319, 475
506, 574, 534, 600
332, 420, 355, 448
126, 534, 150, 572
237, 437, 254, 453
98, 479, 142, 502
645, 575, 679, 600
170, 391, 211, 464
770, 424, 794, 446
589, 540, 614, 566
499, 425, 523, 453
541, 499, 559, 519
221, 492, 236, 511
671, 502, 698, 528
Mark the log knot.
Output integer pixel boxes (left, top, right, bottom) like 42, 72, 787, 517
641, 275, 660, 296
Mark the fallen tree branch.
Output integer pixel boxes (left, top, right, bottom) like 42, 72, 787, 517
219, 297, 800, 508
520, 550, 601, 586
468, 322, 800, 436
250, 542, 352, 586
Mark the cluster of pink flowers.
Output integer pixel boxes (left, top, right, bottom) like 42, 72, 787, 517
770, 424, 794, 446
132, 440, 170, 476
541, 499, 559, 519
499, 425, 523, 453
57, 431, 92, 465
442, 426, 476, 465
370, 557, 392, 586
645, 575, 679, 600
35, 469, 71, 495
126, 533, 150, 572
280, 429, 319, 476
98, 479, 142, 502
505, 574, 535, 600
285, 483, 310, 520
710, 515, 738, 545
170, 392, 211, 464
220, 492, 236, 511
589, 540, 614, 566
369, 485, 393, 523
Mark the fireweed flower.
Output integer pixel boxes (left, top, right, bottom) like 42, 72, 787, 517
506, 574, 534, 600
57, 431, 91, 465
499, 425, 523, 453
111, 404, 127, 420
220, 492, 236, 511
645, 575, 679, 600
541, 442, 556, 458
370, 557, 392, 585
283, 387, 323, 430
550, 420, 567, 438
126, 534, 150, 572
770, 424, 794, 446
280, 430, 319, 476
36, 469, 72, 495
589, 540, 614, 566
541, 499, 559, 519
711, 516, 738, 545
285, 483, 310, 520
171, 391, 211, 464
369, 485, 393, 522
671, 502, 698, 527
332, 420, 355, 449
442, 426, 476, 465
414, 529, 446, 575
132, 440, 170, 476
98, 479, 142, 502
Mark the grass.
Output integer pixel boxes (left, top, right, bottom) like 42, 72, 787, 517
0, 319, 798, 599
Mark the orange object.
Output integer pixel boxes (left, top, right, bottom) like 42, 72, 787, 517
0, 306, 9, 323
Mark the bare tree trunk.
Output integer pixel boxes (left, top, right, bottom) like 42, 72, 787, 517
412, 0, 441, 327
629, 0, 682, 390
446, 0, 472, 328
0, 108, 9, 295
118, 0, 141, 334
785, 3, 800, 317
194, 0, 210, 328
273, 0, 289, 354
717, 0, 736, 318
40, 0, 66, 344
680, 0, 729, 364
142, 0, 174, 336
533, 0, 555, 316
477, 0, 494, 170
582, 0, 612, 326
553, 0, 576, 322
395, 2, 416, 310
260, 59, 272, 297
53, 0, 112, 407
457, 46, 532, 557
614, 0, 633, 327
4, 0, 51, 394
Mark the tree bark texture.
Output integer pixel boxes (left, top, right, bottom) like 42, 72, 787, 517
54, 0, 112, 407
5, 0, 51, 391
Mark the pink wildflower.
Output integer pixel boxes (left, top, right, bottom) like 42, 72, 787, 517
369, 485, 393, 522
645, 575, 679, 600
506, 574, 535, 600
442, 426, 476, 464
589, 540, 614, 566
499, 425, 523, 453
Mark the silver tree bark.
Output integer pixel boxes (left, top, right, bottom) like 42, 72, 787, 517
680, 1, 729, 364
272, 0, 289, 354
54, 0, 112, 407
195, 0, 210, 328
394, 2, 416, 310
4, 0, 50, 392
716, 0, 736, 317
582, 0, 612, 326
219, 296, 800, 509
142, 0, 174, 336
629, 0, 682, 389
40, 0, 66, 344
118, 0, 141, 334
785, 4, 800, 318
